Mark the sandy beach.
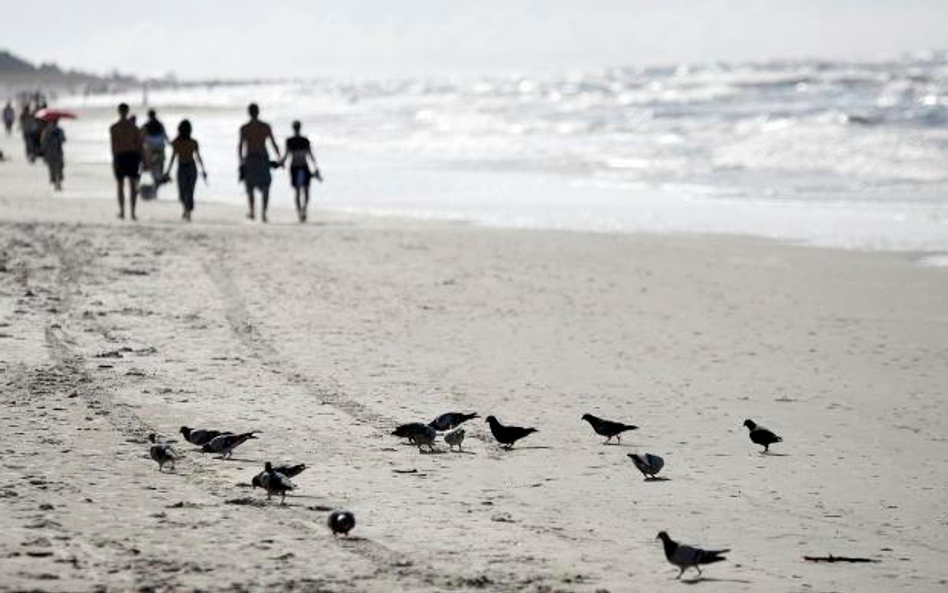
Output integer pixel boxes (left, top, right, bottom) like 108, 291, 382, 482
1, 135, 948, 592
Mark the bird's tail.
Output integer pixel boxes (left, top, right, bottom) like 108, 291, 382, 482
702, 549, 730, 562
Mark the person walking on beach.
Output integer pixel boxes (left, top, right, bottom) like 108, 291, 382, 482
19, 104, 37, 161
282, 120, 321, 223
2, 101, 14, 135
238, 103, 280, 222
39, 117, 66, 191
141, 109, 170, 192
164, 119, 207, 222
110, 103, 142, 220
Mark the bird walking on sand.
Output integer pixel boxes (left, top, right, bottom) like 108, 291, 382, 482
413, 425, 438, 452
743, 419, 782, 453
148, 433, 179, 472
180, 426, 232, 447
251, 463, 307, 487
328, 509, 356, 536
581, 413, 638, 444
656, 531, 729, 579
628, 452, 664, 480
429, 412, 479, 432
485, 416, 537, 450
254, 462, 295, 504
444, 428, 465, 451
201, 431, 258, 459
392, 422, 430, 444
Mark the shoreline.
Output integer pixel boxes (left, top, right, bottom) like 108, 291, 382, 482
3, 114, 947, 258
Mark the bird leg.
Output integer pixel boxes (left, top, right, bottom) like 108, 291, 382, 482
676, 567, 684, 579
695, 566, 703, 577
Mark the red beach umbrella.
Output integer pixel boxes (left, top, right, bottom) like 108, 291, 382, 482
35, 108, 78, 122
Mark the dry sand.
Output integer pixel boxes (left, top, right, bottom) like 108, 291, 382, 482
1, 137, 948, 592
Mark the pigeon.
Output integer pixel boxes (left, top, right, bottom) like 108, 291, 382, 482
148, 433, 179, 472
328, 509, 355, 536
255, 462, 295, 504
656, 531, 729, 579
251, 463, 307, 488
627, 452, 664, 479
743, 419, 782, 452
180, 426, 232, 447
413, 425, 438, 452
391, 423, 430, 444
429, 412, 479, 432
485, 416, 537, 449
581, 413, 638, 444
201, 431, 258, 458
444, 428, 465, 451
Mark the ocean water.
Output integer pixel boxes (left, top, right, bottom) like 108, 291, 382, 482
55, 54, 948, 252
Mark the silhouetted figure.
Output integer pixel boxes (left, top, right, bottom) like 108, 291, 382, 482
282, 120, 320, 222
40, 118, 66, 191
238, 103, 280, 222
110, 103, 142, 220
141, 109, 169, 193
19, 105, 37, 161
2, 101, 14, 135
165, 119, 206, 222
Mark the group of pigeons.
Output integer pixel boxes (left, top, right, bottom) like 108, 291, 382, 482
392, 410, 783, 579
148, 408, 784, 576
146, 426, 355, 536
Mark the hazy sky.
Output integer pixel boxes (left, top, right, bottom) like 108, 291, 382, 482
2, 0, 946, 79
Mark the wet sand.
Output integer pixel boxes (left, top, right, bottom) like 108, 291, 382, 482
1, 138, 948, 592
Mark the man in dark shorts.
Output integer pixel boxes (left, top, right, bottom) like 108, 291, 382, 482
110, 103, 142, 220
282, 121, 321, 223
238, 103, 281, 222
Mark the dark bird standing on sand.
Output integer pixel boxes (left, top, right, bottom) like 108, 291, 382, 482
391, 422, 430, 444
251, 463, 307, 489
180, 426, 232, 447
413, 425, 438, 452
628, 452, 664, 480
485, 415, 537, 449
254, 462, 295, 504
148, 433, 179, 472
429, 412, 479, 432
743, 419, 783, 452
328, 509, 356, 536
656, 531, 729, 579
581, 413, 638, 444
201, 431, 258, 458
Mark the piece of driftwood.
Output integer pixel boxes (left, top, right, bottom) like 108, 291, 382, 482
803, 554, 880, 564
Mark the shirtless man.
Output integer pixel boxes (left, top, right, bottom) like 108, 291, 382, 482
110, 103, 142, 220
238, 103, 281, 222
